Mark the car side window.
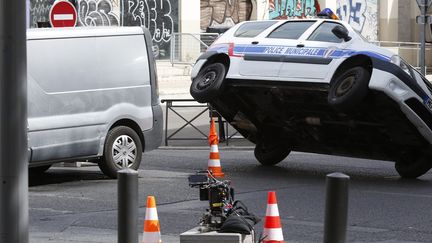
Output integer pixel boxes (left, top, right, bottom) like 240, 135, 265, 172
234, 21, 277, 38
307, 22, 344, 43
267, 21, 316, 39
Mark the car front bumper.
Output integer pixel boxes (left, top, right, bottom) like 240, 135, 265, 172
369, 68, 432, 144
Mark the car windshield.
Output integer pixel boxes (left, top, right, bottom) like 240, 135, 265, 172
412, 67, 432, 94
234, 21, 277, 38
267, 21, 316, 39
354, 29, 369, 42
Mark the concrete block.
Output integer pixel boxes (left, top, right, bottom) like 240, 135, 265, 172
180, 227, 252, 243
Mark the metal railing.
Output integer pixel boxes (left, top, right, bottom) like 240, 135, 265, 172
371, 41, 432, 73
170, 33, 219, 66
160, 99, 241, 146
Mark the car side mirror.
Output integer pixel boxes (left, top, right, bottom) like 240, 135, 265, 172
332, 25, 352, 42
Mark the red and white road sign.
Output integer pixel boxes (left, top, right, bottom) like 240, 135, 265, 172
49, 1, 77, 28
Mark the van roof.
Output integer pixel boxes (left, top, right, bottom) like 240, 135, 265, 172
27, 26, 145, 40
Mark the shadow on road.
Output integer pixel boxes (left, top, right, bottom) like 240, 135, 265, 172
244, 162, 432, 187
29, 167, 109, 187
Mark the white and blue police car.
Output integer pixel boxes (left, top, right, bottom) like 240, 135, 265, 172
190, 14, 432, 178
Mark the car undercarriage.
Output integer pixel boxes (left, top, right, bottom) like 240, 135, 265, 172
211, 79, 430, 162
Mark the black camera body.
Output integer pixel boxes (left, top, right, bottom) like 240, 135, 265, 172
188, 171, 234, 229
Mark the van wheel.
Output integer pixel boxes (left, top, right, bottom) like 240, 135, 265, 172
99, 126, 142, 179
254, 143, 291, 166
190, 63, 226, 103
395, 152, 432, 179
328, 66, 370, 111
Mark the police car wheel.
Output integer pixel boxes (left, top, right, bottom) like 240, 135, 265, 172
99, 126, 142, 179
395, 152, 432, 179
254, 143, 291, 166
328, 66, 370, 111
190, 63, 226, 103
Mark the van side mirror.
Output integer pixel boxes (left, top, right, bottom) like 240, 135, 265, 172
332, 25, 351, 42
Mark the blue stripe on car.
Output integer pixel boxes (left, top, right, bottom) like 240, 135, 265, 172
211, 44, 392, 62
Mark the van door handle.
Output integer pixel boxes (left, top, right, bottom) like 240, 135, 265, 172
296, 44, 305, 48
251, 41, 259, 45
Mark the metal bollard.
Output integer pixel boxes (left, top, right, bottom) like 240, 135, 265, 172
323, 172, 350, 243
118, 169, 138, 243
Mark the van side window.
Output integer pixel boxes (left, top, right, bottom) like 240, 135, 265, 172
307, 22, 344, 43
267, 21, 316, 39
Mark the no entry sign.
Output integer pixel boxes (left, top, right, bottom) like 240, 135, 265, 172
49, 1, 77, 27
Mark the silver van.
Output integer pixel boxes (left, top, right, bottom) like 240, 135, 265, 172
27, 26, 162, 178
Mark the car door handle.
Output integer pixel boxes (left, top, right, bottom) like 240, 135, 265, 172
296, 44, 305, 48
251, 41, 259, 45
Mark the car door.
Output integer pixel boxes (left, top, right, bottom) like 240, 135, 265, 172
279, 21, 350, 81
238, 20, 316, 78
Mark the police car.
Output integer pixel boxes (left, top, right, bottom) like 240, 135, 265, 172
190, 14, 432, 178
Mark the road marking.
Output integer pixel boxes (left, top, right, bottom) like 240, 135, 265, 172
53, 14, 74, 21
30, 193, 95, 201
283, 219, 388, 233
31, 207, 73, 214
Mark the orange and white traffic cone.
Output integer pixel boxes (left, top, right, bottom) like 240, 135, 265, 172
208, 117, 224, 178
262, 191, 284, 243
142, 196, 162, 243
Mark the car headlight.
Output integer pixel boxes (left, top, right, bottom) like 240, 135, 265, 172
390, 55, 412, 77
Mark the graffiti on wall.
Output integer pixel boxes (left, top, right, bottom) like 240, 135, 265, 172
122, 0, 175, 43
30, 0, 56, 27
78, 0, 120, 26
122, 0, 177, 57
29, 0, 178, 59
201, 0, 253, 32
336, 0, 378, 41
268, 0, 320, 19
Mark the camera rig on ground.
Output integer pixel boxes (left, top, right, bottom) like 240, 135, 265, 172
188, 170, 234, 230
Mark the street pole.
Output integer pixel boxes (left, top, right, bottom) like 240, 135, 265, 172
118, 169, 138, 243
420, 0, 427, 76
0, 0, 29, 242
417, 0, 432, 75
323, 173, 350, 243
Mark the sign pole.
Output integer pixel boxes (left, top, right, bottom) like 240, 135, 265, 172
416, 0, 432, 75
0, 0, 29, 242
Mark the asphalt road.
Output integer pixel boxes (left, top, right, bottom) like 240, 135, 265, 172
29, 148, 432, 243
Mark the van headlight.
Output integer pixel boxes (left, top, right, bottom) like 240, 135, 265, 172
390, 55, 412, 77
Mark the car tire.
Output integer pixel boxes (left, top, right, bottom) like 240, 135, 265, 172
190, 63, 226, 103
395, 153, 432, 179
99, 126, 142, 179
254, 143, 291, 166
328, 66, 370, 111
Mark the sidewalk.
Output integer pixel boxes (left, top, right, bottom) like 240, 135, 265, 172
157, 60, 193, 100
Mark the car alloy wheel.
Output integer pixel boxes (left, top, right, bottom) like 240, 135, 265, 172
335, 75, 356, 97
254, 142, 291, 166
328, 66, 370, 112
190, 62, 226, 103
197, 70, 217, 90
99, 126, 142, 179
112, 134, 137, 168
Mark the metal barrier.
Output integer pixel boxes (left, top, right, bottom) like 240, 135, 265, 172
161, 99, 241, 146
371, 41, 432, 73
170, 33, 219, 66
